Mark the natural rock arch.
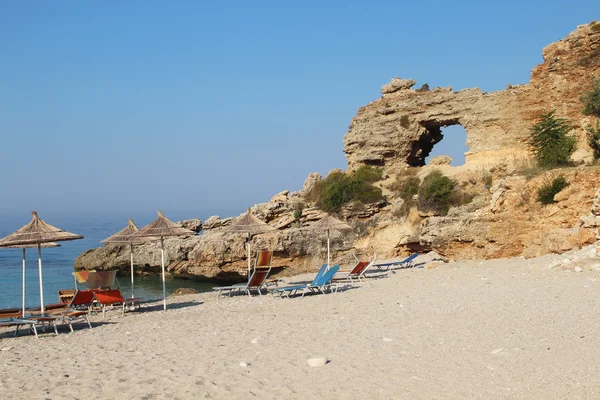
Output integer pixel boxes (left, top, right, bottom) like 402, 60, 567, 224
343, 23, 600, 175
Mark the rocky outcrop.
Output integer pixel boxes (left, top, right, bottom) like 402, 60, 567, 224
344, 23, 600, 175
74, 205, 360, 284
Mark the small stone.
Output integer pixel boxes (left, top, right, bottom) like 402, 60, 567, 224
562, 258, 571, 265
251, 338, 259, 344
490, 348, 504, 354
307, 357, 328, 367
383, 337, 393, 342
239, 362, 249, 367
1, 347, 12, 352
574, 266, 583, 272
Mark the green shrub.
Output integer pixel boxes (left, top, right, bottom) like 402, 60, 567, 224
353, 165, 383, 183
313, 167, 385, 213
537, 175, 569, 204
418, 170, 457, 215
293, 203, 304, 220
396, 176, 420, 200
528, 110, 576, 168
581, 78, 600, 117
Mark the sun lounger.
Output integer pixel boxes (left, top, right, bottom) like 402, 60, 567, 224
58, 289, 76, 304
84, 270, 143, 316
0, 308, 23, 319
0, 318, 41, 338
73, 270, 91, 289
269, 264, 328, 297
92, 289, 142, 318
334, 260, 374, 283
213, 250, 274, 297
86, 270, 118, 290
372, 253, 419, 271
213, 267, 272, 297
30, 291, 95, 332
271, 264, 340, 298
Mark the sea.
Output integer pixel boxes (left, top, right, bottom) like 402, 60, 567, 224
0, 212, 231, 310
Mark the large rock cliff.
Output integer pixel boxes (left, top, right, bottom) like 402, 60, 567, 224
343, 22, 600, 174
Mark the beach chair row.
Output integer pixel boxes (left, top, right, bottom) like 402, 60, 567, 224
212, 251, 420, 298
0, 271, 144, 339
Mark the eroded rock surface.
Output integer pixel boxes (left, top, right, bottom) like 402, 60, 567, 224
344, 23, 600, 174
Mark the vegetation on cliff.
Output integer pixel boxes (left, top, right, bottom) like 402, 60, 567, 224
309, 166, 384, 213
581, 77, 600, 160
528, 111, 576, 168
537, 175, 570, 205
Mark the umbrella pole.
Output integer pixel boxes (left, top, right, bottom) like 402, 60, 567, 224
22, 248, 26, 318
130, 244, 134, 299
37, 243, 44, 315
161, 237, 166, 311
327, 229, 331, 267
247, 233, 252, 283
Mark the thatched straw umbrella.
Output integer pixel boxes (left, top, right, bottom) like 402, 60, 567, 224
302, 214, 352, 267
0, 211, 83, 314
2, 242, 60, 317
101, 219, 150, 299
132, 211, 195, 310
224, 208, 275, 282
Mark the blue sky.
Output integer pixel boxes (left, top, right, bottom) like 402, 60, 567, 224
0, 1, 598, 221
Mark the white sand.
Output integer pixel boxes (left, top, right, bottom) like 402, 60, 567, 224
2, 253, 600, 399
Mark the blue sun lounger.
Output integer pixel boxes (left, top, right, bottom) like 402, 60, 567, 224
271, 264, 340, 298
372, 253, 419, 271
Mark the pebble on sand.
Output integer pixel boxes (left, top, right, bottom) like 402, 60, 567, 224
307, 357, 328, 367
239, 361, 249, 367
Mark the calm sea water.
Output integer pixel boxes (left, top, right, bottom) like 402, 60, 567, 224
0, 213, 223, 309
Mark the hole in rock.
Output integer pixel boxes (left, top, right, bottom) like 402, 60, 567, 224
424, 125, 469, 166
408, 119, 469, 167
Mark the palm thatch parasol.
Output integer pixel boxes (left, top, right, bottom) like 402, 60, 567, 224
101, 219, 150, 299
1, 242, 60, 317
132, 211, 196, 310
224, 208, 275, 282
0, 211, 83, 314
303, 214, 352, 266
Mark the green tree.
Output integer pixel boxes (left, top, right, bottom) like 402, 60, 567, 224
528, 110, 575, 168
581, 78, 600, 161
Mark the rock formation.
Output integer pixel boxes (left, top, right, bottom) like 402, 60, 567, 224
74, 23, 600, 283
343, 22, 600, 175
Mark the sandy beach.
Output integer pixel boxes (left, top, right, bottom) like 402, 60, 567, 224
2, 250, 600, 399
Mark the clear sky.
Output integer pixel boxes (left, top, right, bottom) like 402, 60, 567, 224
1, 1, 598, 221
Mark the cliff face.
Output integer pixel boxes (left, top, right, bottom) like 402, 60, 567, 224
343, 23, 600, 174
74, 23, 600, 283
